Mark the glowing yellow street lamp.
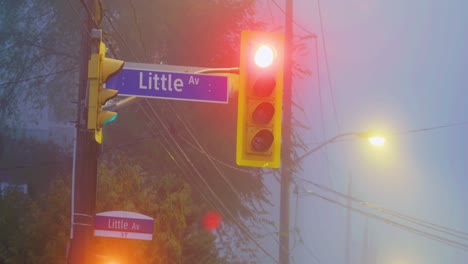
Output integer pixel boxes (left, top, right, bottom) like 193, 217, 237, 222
368, 135, 385, 147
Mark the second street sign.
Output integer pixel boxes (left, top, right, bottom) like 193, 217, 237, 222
106, 63, 229, 103
94, 211, 154, 241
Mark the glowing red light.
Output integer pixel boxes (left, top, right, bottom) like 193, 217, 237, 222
254, 45, 275, 68
203, 211, 222, 231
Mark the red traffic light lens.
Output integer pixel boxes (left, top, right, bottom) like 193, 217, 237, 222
253, 75, 276, 97
254, 45, 275, 68
251, 129, 274, 152
252, 102, 274, 124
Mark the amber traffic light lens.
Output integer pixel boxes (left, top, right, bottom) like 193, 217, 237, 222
253, 76, 276, 97
251, 129, 274, 152
252, 102, 274, 124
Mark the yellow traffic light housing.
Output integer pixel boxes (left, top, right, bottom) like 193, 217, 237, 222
87, 40, 124, 143
236, 31, 284, 168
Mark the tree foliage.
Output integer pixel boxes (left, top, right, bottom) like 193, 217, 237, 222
0, 188, 34, 263
102, 0, 259, 66
0, 0, 80, 126
102, 1, 274, 262
0, 0, 283, 262
95, 153, 226, 264
0, 133, 72, 263
1, 152, 230, 264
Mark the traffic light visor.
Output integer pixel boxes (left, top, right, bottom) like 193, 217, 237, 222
101, 58, 124, 83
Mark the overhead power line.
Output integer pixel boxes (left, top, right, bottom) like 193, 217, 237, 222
78, 0, 99, 28
298, 177, 468, 240
304, 190, 468, 252
140, 99, 279, 263
394, 121, 468, 135
316, 0, 340, 133
269, 0, 315, 35
100, 8, 279, 262
0, 67, 78, 87
303, 121, 468, 147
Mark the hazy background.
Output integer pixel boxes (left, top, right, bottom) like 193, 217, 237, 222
258, 0, 468, 263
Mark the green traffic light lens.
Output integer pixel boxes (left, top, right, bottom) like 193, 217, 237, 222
103, 113, 118, 126
252, 102, 275, 124
251, 129, 274, 152
253, 76, 276, 97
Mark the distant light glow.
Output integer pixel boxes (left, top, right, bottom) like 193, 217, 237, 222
254, 45, 275, 68
203, 211, 222, 231
368, 136, 385, 146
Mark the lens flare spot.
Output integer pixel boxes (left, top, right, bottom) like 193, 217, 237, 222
203, 211, 222, 231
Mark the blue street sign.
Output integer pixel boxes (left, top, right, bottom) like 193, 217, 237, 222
107, 67, 228, 103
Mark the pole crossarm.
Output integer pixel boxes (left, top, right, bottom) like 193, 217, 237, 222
295, 132, 368, 163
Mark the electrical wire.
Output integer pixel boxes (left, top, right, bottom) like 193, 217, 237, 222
292, 184, 322, 264
110, 4, 214, 209
136, 101, 222, 217
314, 38, 326, 142
176, 127, 259, 175
96, 18, 243, 252
102, 12, 141, 61
165, 101, 252, 195
78, 0, 99, 29
312, 35, 334, 187
265, 0, 277, 26
117, 5, 278, 258
66, 0, 82, 21
0, 67, 79, 86
129, 0, 147, 59
393, 121, 468, 136
304, 190, 468, 252
303, 121, 468, 146
316, 0, 340, 133
269, 0, 315, 35
297, 177, 468, 240
164, 99, 279, 243
0, 161, 65, 171
144, 99, 277, 262
142, 99, 279, 263
298, 177, 468, 241
100, 8, 279, 262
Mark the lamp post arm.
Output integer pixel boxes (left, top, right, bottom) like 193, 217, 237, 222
295, 132, 361, 163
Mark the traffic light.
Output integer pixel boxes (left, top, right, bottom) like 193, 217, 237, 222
236, 31, 284, 168
87, 40, 124, 143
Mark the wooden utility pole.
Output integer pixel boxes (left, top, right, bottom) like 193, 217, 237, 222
68, 0, 100, 263
279, 0, 293, 263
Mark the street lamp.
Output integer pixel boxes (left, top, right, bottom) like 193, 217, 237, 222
291, 131, 385, 264
368, 136, 385, 147
282, 131, 385, 264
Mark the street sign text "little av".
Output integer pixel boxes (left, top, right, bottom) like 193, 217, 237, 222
106, 63, 228, 103
94, 211, 154, 241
